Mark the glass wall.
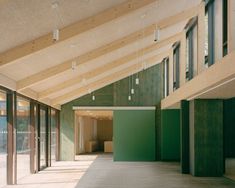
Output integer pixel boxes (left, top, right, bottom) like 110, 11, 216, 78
51, 109, 57, 165
0, 87, 59, 185
0, 91, 7, 187
16, 97, 30, 181
39, 108, 47, 169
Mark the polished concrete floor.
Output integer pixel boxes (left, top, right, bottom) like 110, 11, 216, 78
3, 154, 235, 188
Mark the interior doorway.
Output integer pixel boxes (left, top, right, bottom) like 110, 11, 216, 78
74, 110, 113, 157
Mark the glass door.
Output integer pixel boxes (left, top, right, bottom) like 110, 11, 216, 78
0, 91, 7, 187
16, 97, 30, 181
39, 107, 47, 170
50, 109, 56, 165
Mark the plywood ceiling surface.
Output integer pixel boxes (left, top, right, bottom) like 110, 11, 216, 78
0, 0, 201, 107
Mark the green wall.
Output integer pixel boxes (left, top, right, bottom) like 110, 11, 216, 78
113, 110, 156, 161
113, 65, 163, 106
191, 99, 223, 177
180, 100, 190, 174
161, 109, 180, 161
60, 64, 163, 160
223, 97, 235, 158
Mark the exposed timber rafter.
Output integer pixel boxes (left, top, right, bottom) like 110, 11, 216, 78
52, 50, 170, 105
39, 32, 182, 99
0, 0, 156, 67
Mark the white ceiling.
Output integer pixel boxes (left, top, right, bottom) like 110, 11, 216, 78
0, 0, 201, 108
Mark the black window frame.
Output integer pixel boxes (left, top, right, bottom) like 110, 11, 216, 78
186, 18, 198, 81
173, 43, 180, 91
205, 0, 215, 67
223, 0, 228, 56
163, 58, 169, 97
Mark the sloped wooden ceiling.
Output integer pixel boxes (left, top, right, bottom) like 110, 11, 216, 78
0, 0, 201, 109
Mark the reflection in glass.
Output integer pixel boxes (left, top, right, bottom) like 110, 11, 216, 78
0, 91, 7, 187
40, 109, 47, 169
51, 109, 56, 165
16, 97, 31, 180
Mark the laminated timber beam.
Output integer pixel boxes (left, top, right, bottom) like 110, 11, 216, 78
39, 32, 182, 99
52, 51, 170, 105
16, 3, 200, 90
0, 0, 156, 67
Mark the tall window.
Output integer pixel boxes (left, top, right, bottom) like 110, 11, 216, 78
205, 0, 215, 67
163, 58, 169, 97
51, 109, 57, 165
16, 97, 30, 180
173, 43, 180, 91
0, 91, 7, 187
186, 18, 198, 81
223, 0, 228, 56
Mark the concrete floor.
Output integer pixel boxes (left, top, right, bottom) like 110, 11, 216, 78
225, 158, 235, 181
3, 154, 235, 188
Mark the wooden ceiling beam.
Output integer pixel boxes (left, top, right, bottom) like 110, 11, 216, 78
16, 3, 201, 90
39, 32, 182, 99
16, 24, 156, 91
52, 51, 170, 105
0, 0, 156, 67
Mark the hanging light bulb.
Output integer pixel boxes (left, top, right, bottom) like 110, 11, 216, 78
135, 77, 139, 85
131, 88, 135, 94
71, 61, 77, 70
92, 95, 95, 101
128, 95, 131, 101
53, 29, 59, 41
154, 27, 160, 42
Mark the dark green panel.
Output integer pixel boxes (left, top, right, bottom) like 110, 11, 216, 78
60, 103, 74, 160
155, 104, 161, 161
60, 63, 163, 161
161, 109, 180, 161
113, 64, 163, 106
223, 98, 235, 158
71, 84, 114, 106
113, 110, 156, 161
193, 99, 223, 177
180, 100, 190, 174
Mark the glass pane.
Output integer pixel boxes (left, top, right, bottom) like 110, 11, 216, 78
204, 11, 209, 66
0, 91, 7, 187
51, 110, 56, 165
16, 97, 30, 180
40, 108, 46, 169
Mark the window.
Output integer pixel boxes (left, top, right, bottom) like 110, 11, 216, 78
186, 18, 198, 81
205, 0, 215, 67
163, 58, 169, 97
50, 109, 57, 165
0, 91, 7, 187
16, 96, 30, 181
173, 43, 180, 90
223, 0, 228, 56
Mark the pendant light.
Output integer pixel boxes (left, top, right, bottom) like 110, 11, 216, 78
92, 92, 95, 101
131, 75, 134, 94
53, 29, 59, 41
154, 27, 160, 42
71, 61, 77, 70
128, 76, 131, 101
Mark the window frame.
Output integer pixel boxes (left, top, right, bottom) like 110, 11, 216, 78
173, 43, 180, 91
205, 0, 215, 67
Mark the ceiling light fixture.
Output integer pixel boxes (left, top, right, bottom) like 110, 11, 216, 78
128, 76, 132, 101
154, 27, 160, 42
131, 75, 135, 94
53, 28, 59, 41
92, 92, 95, 101
71, 61, 77, 70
